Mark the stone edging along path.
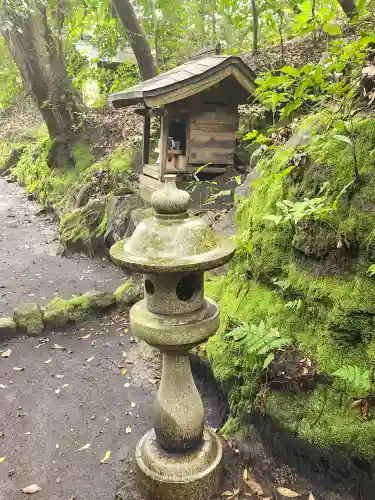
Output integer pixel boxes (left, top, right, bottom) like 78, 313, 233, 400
0, 279, 142, 342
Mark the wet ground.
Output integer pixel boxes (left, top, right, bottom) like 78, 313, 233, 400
0, 179, 123, 315
0, 313, 356, 500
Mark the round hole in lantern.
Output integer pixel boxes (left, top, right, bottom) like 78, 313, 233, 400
145, 279, 155, 294
176, 274, 198, 301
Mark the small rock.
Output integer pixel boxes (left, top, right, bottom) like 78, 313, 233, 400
8, 469, 14, 477
14, 303, 43, 336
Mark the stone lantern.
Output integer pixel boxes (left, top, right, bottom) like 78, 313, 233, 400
110, 174, 236, 500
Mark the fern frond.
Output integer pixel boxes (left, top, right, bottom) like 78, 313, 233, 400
333, 365, 370, 393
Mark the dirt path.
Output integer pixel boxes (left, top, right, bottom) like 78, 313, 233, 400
0, 179, 124, 315
0, 312, 356, 500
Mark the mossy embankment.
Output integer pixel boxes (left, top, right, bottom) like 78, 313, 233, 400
1, 133, 139, 254
206, 112, 375, 459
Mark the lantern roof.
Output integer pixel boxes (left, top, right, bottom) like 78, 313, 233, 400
110, 175, 236, 274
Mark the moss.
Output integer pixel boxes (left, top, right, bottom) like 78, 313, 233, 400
114, 280, 143, 306
205, 113, 375, 458
43, 297, 69, 328
114, 281, 132, 302
0, 317, 17, 339
14, 303, 43, 336
87, 291, 116, 309
66, 294, 93, 322
265, 388, 375, 458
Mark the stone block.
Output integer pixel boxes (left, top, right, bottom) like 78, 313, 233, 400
14, 303, 44, 336
0, 317, 17, 340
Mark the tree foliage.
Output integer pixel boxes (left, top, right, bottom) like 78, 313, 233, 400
0, 0, 373, 140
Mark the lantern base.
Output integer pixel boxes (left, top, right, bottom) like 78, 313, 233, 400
136, 427, 222, 500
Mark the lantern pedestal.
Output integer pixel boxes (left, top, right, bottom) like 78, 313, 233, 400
136, 427, 222, 500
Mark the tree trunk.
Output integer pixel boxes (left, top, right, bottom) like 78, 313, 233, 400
251, 0, 259, 54
212, 0, 217, 41
113, 0, 157, 81
337, 0, 357, 18
2, 1, 84, 149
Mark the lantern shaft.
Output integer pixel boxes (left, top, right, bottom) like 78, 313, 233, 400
154, 353, 204, 453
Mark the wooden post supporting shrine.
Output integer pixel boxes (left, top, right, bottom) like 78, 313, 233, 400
142, 114, 151, 166
159, 113, 169, 181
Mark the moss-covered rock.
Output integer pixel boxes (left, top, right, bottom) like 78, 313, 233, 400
43, 297, 69, 329
14, 303, 43, 335
65, 294, 93, 322
114, 279, 143, 307
59, 198, 106, 255
87, 291, 116, 310
205, 113, 375, 458
0, 317, 17, 339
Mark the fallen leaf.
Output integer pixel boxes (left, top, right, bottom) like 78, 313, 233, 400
0, 384, 7, 389
100, 450, 111, 463
1, 349, 12, 358
21, 484, 42, 493
243, 469, 263, 496
13, 366, 24, 372
125, 426, 132, 434
76, 443, 91, 451
121, 369, 127, 375
221, 489, 239, 499
350, 399, 363, 409
308, 494, 316, 500
0, 457, 5, 462
276, 486, 301, 497
44, 359, 52, 364
55, 384, 69, 394
52, 344, 65, 350
148, 377, 160, 385
79, 334, 91, 340
86, 356, 94, 363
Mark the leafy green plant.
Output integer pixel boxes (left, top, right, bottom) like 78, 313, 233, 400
225, 320, 292, 371
263, 180, 354, 229
333, 365, 371, 394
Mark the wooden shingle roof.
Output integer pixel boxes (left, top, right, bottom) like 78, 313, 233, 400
109, 55, 256, 108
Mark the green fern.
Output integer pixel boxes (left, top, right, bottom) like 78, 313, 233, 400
333, 365, 371, 393
225, 320, 292, 370
367, 264, 375, 277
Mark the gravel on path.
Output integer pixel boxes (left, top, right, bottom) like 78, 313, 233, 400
0, 178, 124, 315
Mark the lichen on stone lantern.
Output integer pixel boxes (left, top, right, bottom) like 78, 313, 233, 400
110, 174, 236, 500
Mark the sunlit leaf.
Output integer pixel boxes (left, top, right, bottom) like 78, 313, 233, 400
243, 469, 263, 496
76, 443, 91, 451
52, 344, 65, 350
325, 23, 342, 36
101, 450, 111, 463
276, 486, 301, 497
21, 484, 42, 493
1, 349, 11, 358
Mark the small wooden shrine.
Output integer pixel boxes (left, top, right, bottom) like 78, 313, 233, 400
109, 47, 256, 195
